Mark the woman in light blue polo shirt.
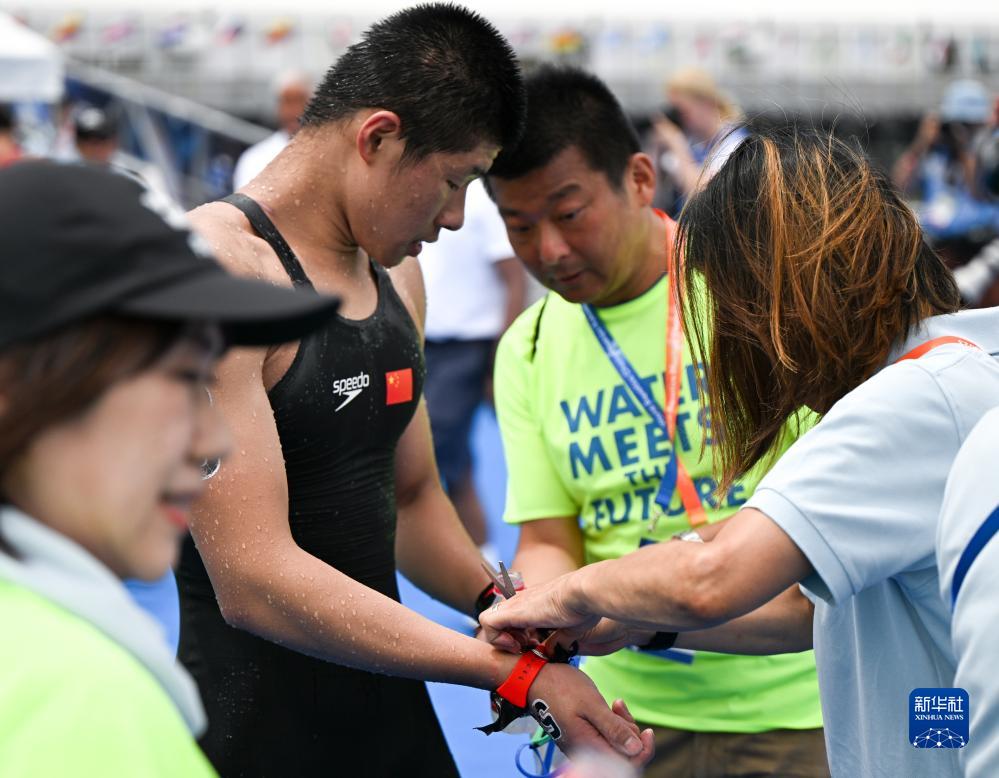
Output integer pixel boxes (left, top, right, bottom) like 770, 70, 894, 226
937, 408, 999, 778
480, 125, 999, 778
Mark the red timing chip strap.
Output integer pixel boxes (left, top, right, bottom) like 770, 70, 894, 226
494, 650, 548, 709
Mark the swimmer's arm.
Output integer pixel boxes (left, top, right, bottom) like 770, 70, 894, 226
188, 342, 511, 686
392, 397, 495, 615
388, 257, 494, 615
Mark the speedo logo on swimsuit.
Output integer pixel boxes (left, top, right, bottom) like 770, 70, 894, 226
332, 372, 370, 412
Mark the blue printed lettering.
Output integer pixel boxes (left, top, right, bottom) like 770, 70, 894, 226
624, 470, 639, 487
607, 385, 642, 424
694, 477, 720, 509
614, 428, 640, 467
726, 483, 747, 508
698, 406, 715, 446
686, 363, 705, 402
638, 374, 659, 401
646, 421, 671, 460
640, 465, 665, 484
569, 437, 612, 478
676, 411, 693, 452
591, 498, 608, 532
559, 391, 604, 434
608, 494, 631, 524
634, 486, 655, 519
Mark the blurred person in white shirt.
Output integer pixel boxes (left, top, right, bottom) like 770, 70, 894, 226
420, 178, 526, 554
232, 71, 312, 191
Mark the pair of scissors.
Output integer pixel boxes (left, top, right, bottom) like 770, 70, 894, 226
481, 561, 578, 663
482, 560, 518, 600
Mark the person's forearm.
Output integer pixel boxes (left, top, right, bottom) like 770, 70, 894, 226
566, 531, 798, 633
513, 540, 581, 587
394, 477, 491, 615
567, 542, 724, 632
213, 542, 515, 687
675, 586, 814, 655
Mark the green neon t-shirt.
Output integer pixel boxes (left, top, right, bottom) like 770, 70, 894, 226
494, 276, 823, 732
0, 582, 217, 777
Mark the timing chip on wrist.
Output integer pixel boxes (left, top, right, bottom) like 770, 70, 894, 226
476, 650, 548, 735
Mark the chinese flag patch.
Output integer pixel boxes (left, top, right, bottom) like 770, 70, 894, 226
385, 368, 414, 405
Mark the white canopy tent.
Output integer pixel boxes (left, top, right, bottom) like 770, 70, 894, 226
0, 11, 63, 103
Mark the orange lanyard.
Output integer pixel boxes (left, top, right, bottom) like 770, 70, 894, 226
896, 335, 982, 363
659, 211, 707, 527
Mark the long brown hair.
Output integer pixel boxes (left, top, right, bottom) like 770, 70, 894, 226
0, 316, 185, 557
673, 124, 960, 489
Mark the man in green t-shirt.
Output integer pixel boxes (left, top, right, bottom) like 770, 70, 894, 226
486, 65, 828, 777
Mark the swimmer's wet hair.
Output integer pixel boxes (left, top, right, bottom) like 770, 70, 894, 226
301, 3, 524, 160
486, 65, 641, 189
673, 123, 961, 490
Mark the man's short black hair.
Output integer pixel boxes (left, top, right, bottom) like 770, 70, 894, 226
301, 3, 524, 161
487, 65, 640, 187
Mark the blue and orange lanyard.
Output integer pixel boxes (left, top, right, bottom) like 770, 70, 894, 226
582, 211, 707, 528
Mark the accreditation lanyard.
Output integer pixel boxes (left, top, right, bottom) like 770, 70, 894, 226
581, 212, 707, 527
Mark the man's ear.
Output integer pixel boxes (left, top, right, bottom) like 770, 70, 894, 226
356, 110, 404, 165
626, 152, 657, 207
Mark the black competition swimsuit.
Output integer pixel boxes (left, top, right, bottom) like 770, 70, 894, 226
176, 194, 457, 777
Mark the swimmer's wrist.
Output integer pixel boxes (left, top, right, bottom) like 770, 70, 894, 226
482, 648, 521, 692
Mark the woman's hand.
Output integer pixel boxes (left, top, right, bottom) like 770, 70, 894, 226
478, 570, 599, 651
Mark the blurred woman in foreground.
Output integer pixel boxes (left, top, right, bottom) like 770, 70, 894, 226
0, 160, 338, 776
